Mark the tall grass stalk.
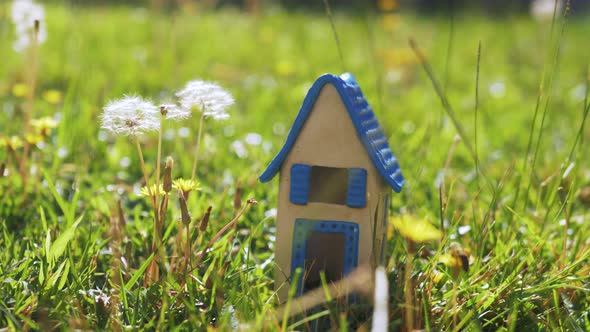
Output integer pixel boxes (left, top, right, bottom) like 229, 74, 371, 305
474, 41, 481, 185
523, 0, 571, 209
566, 68, 590, 161
322, 0, 345, 71
409, 38, 493, 193
20, 19, 40, 202
441, 0, 455, 128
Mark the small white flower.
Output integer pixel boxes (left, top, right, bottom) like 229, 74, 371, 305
231, 140, 248, 159
244, 133, 262, 146
159, 103, 191, 121
100, 95, 160, 136
11, 0, 47, 52
176, 80, 234, 121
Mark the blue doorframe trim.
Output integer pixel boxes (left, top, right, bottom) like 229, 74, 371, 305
291, 219, 359, 295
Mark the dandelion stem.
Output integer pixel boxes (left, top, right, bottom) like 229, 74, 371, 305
191, 112, 205, 182
184, 222, 191, 277
156, 115, 163, 211
135, 137, 155, 208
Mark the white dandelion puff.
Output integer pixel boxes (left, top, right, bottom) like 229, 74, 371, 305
159, 103, 191, 121
11, 0, 47, 53
175, 80, 234, 121
100, 95, 160, 136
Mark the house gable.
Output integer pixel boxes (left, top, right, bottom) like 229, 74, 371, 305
259, 73, 404, 192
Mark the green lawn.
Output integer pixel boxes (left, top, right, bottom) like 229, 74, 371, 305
1, 2, 589, 331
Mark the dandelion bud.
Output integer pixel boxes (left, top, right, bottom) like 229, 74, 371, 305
233, 182, 242, 211
199, 206, 212, 232
117, 199, 126, 230
163, 156, 173, 193
178, 191, 191, 226
578, 186, 590, 206
159, 105, 168, 116
218, 260, 231, 278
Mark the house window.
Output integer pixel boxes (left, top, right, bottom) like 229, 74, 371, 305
289, 164, 367, 207
309, 166, 349, 205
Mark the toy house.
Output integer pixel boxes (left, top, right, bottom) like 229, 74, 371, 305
259, 73, 404, 300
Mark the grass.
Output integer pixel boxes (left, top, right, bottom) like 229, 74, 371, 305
1, 2, 590, 330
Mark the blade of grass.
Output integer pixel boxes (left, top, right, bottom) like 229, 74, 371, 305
125, 252, 155, 289
524, 0, 571, 209
474, 41, 481, 185
323, 0, 345, 71
409, 38, 494, 192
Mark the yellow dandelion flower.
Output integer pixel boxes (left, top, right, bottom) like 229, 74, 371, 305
42, 90, 63, 105
12, 83, 28, 98
139, 184, 166, 197
31, 116, 59, 136
25, 133, 44, 145
3, 136, 24, 150
172, 178, 201, 194
390, 214, 441, 243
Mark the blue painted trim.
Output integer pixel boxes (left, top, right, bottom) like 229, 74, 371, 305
346, 168, 367, 208
259, 73, 404, 192
291, 219, 359, 295
290, 164, 311, 205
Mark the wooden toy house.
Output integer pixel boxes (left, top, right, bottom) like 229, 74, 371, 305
259, 73, 404, 299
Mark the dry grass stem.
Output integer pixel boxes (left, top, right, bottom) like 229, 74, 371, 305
193, 199, 257, 268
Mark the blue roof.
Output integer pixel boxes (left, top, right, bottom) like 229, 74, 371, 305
259, 73, 404, 193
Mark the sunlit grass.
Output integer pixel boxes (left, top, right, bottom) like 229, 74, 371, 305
0, 2, 589, 330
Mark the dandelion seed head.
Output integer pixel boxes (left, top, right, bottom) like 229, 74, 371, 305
11, 0, 47, 52
100, 95, 160, 136
159, 103, 191, 121
175, 80, 234, 121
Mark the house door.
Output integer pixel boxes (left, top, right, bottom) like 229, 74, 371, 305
291, 219, 359, 295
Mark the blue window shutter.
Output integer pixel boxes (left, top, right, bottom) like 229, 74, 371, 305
347, 168, 367, 208
290, 164, 311, 205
